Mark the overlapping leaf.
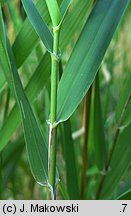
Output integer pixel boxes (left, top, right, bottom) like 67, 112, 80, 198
0, 0, 93, 151
13, 0, 92, 68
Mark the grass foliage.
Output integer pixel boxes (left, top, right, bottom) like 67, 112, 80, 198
0, 0, 131, 200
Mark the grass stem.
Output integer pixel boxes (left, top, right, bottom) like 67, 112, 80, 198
47, 28, 60, 200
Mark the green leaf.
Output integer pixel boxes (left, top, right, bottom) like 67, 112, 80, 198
0, 0, 93, 152
0, 8, 48, 184
13, 0, 51, 67
0, 72, 6, 93
7, 0, 23, 35
0, 6, 15, 94
8, 39, 48, 185
13, 0, 92, 68
94, 74, 107, 171
99, 123, 131, 199
0, 0, 6, 7
2, 136, 24, 188
45, 0, 62, 26
62, 120, 79, 199
58, 180, 70, 200
117, 189, 131, 200
57, 0, 129, 123
0, 4, 5, 44
115, 74, 131, 128
115, 179, 131, 200
60, 0, 72, 17
60, 0, 93, 53
0, 53, 50, 152
21, 0, 53, 52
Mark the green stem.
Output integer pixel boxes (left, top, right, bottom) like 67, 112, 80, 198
47, 28, 60, 200
50, 30, 59, 123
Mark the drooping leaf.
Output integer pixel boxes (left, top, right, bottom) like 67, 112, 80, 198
99, 123, 131, 199
8, 39, 48, 185
57, 0, 129, 123
94, 74, 107, 171
21, 0, 53, 52
0, 8, 48, 185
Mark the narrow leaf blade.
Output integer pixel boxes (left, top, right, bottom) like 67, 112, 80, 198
0, 8, 48, 184
7, 40, 48, 185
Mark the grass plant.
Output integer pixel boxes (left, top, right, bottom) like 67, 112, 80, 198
0, 0, 131, 200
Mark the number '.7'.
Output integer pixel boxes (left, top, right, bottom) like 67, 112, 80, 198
122, 204, 127, 212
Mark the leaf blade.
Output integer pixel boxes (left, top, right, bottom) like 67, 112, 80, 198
57, 0, 129, 123
0, 7, 48, 184
0, 53, 50, 152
